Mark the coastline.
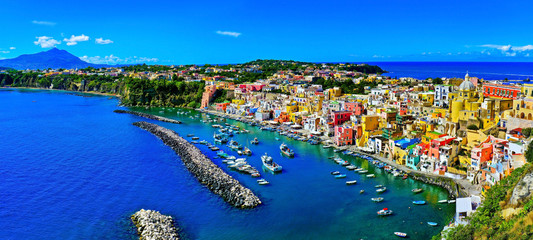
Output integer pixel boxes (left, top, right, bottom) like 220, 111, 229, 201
1, 86, 120, 97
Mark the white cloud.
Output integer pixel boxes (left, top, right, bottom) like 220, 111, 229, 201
64, 34, 89, 46
34, 36, 61, 48
32, 20, 56, 26
481, 44, 533, 57
95, 38, 113, 44
80, 55, 159, 65
9, 47, 15, 50
215, 30, 241, 37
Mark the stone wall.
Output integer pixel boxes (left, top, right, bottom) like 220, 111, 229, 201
133, 121, 261, 208
114, 110, 182, 124
408, 172, 467, 198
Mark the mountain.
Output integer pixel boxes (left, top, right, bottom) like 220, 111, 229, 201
0, 48, 109, 70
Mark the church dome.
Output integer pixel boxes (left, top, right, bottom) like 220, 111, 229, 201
458, 79, 475, 91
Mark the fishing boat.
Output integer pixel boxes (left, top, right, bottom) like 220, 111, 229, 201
216, 151, 230, 159
438, 200, 448, 204
261, 153, 282, 172
335, 174, 347, 179
227, 140, 243, 150
275, 137, 280, 141
346, 180, 357, 185
428, 222, 438, 226
376, 187, 387, 193
346, 165, 356, 170
394, 232, 407, 238
402, 175, 408, 180
340, 160, 350, 166
413, 200, 426, 205
412, 188, 424, 194
358, 170, 368, 174
371, 197, 384, 202
280, 143, 295, 157
448, 200, 456, 204
199, 140, 208, 145
187, 134, 194, 137
251, 172, 261, 178
213, 133, 228, 144
226, 156, 236, 160
330, 171, 340, 175
375, 185, 384, 188
191, 141, 199, 144
210, 146, 219, 151
191, 137, 200, 140
377, 208, 393, 216
242, 147, 252, 156
360, 190, 365, 194
322, 145, 332, 149
251, 138, 259, 144
366, 174, 376, 178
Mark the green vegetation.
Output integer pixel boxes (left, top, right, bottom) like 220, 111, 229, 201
523, 128, 532, 138
527, 140, 533, 163
311, 78, 378, 94
436, 164, 533, 240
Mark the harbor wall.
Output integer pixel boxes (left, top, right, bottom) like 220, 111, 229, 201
114, 110, 182, 124
408, 172, 467, 198
133, 121, 261, 208
131, 209, 180, 240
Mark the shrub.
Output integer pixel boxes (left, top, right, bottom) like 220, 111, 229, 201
467, 124, 479, 130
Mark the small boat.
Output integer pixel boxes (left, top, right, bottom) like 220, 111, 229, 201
375, 185, 384, 188
427, 222, 438, 226
210, 146, 219, 151
376, 187, 387, 193
275, 137, 280, 141
257, 179, 269, 185
394, 232, 407, 238
330, 171, 341, 175
402, 175, 408, 180
412, 188, 424, 194
371, 197, 384, 202
261, 153, 282, 172
191, 137, 200, 140
413, 200, 426, 205
280, 143, 295, 157
322, 145, 332, 149
438, 200, 448, 204
251, 138, 259, 144
366, 174, 376, 178
448, 200, 456, 204
377, 208, 393, 216
346, 165, 356, 170
346, 180, 357, 185
243, 147, 252, 156
335, 174, 347, 179
199, 140, 208, 145
251, 172, 261, 178
360, 190, 365, 194
187, 134, 194, 137
226, 156, 236, 160
333, 149, 342, 153
358, 170, 368, 174
191, 141, 199, 144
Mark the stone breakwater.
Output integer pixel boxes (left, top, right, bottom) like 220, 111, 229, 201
408, 172, 467, 198
131, 209, 179, 240
133, 121, 262, 208
114, 110, 182, 124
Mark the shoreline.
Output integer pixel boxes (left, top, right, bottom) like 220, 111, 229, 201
198, 108, 478, 198
2, 86, 120, 97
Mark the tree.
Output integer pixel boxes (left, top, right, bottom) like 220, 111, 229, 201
467, 124, 479, 130
432, 77, 443, 84
522, 128, 532, 138
526, 140, 533, 163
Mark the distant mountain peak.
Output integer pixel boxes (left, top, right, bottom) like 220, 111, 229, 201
0, 48, 109, 70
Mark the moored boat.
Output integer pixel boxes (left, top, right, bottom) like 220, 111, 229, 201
261, 153, 282, 172
375, 185, 384, 188
394, 232, 407, 238
428, 222, 438, 226
412, 188, 424, 194
413, 200, 426, 205
335, 174, 347, 179
438, 199, 448, 203
360, 190, 365, 194
280, 143, 295, 157
377, 208, 393, 216
371, 197, 384, 202
346, 180, 357, 185
366, 174, 376, 178
251, 138, 259, 144
330, 171, 340, 175
376, 187, 387, 193
448, 200, 456, 204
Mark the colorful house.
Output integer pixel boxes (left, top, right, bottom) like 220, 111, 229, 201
334, 125, 354, 146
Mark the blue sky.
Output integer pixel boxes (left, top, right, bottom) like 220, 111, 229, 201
1, 0, 533, 64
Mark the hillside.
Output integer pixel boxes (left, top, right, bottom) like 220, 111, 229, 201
0, 48, 108, 70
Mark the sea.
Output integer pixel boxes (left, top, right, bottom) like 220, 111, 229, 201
368, 61, 533, 81
0, 89, 454, 240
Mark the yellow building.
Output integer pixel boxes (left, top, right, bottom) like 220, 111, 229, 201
356, 115, 381, 147
512, 84, 533, 120
449, 73, 481, 123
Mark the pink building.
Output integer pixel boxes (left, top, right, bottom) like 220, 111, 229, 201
344, 102, 365, 116
238, 84, 265, 92
335, 125, 354, 146
201, 85, 217, 108
331, 111, 353, 126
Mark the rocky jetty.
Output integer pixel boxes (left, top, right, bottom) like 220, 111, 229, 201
133, 121, 261, 208
114, 110, 182, 124
408, 172, 466, 198
131, 209, 179, 240
510, 171, 533, 206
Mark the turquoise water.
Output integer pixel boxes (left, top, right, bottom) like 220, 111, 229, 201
0, 89, 454, 239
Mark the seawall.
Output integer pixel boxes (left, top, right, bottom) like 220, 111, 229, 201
114, 110, 182, 124
133, 121, 261, 208
131, 209, 179, 240
407, 172, 467, 198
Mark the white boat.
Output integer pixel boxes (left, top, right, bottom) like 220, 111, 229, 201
448, 200, 456, 204
438, 199, 448, 203
377, 208, 393, 216
366, 174, 375, 178
257, 179, 269, 185
371, 197, 384, 202
358, 170, 368, 174
346, 180, 357, 185
261, 153, 282, 172
376, 187, 387, 193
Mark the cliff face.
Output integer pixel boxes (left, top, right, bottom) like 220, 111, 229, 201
510, 171, 533, 206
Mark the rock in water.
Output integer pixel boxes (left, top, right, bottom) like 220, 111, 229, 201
131, 209, 179, 240
114, 110, 182, 124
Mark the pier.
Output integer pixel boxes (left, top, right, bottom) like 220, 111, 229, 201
131, 209, 180, 240
133, 121, 261, 208
114, 109, 182, 124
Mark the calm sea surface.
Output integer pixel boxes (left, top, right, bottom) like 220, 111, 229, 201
0, 89, 454, 240
369, 61, 533, 80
